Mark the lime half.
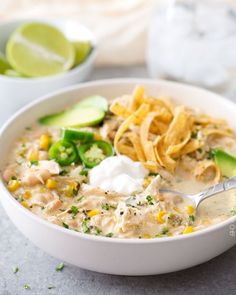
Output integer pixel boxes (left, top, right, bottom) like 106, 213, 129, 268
0, 52, 11, 74
6, 22, 75, 77
4, 69, 25, 78
73, 41, 92, 66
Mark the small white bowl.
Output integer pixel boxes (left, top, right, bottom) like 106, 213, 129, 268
0, 79, 235, 275
0, 18, 97, 123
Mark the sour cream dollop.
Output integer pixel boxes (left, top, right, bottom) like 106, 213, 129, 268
88, 156, 148, 195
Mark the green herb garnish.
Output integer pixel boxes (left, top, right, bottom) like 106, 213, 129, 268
146, 195, 154, 205
101, 203, 116, 210
79, 168, 89, 176
30, 160, 39, 166
95, 227, 102, 235
12, 266, 19, 274
23, 284, 30, 290
82, 217, 90, 233
148, 172, 159, 177
230, 208, 236, 216
161, 228, 169, 235
62, 222, 69, 229
189, 215, 196, 224
191, 131, 198, 139
105, 232, 113, 238
70, 205, 78, 217
207, 149, 215, 160
56, 262, 64, 272
59, 170, 67, 176
48, 286, 56, 289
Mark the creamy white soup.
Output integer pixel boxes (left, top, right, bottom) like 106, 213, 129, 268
2, 86, 236, 239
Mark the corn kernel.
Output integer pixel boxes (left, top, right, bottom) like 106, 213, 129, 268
183, 226, 193, 234
156, 211, 166, 224
20, 201, 29, 209
87, 209, 100, 218
27, 150, 39, 161
7, 180, 20, 192
143, 177, 151, 188
64, 182, 78, 197
23, 191, 31, 200
143, 234, 151, 239
46, 179, 57, 189
185, 205, 194, 215
94, 133, 102, 140
39, 134, 50, 150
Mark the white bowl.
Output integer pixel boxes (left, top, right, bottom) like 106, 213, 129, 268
0, 18, 97, 124
0, 79, 235, 275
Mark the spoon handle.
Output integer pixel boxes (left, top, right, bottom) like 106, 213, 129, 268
196, 176, 236, 206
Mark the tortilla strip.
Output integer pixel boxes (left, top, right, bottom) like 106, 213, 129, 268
129, 85, 144, 111
116, 143, 138, 161
114, 104, 149, 154
164, 106, 193, 147
194, 160, 221, 183
142, 161, 160, 173
154, 136, 176, 172
140, 112, 160, 162
166, 131, 191, 156
173, 139, 202, 158
110, 101, 132, 118
126, 132, 146, 162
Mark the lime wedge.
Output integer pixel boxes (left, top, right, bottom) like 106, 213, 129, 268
6, 22, 75, 77
0, 52, 11, 74
73, 41, 92, 66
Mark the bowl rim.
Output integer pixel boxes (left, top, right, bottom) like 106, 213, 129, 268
0, 17, 97, 83
0, 78, 235, 244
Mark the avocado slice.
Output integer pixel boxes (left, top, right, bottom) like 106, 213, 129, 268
75, 95, 108, 112
39, 106, 105, 128
213, 149, 236, 177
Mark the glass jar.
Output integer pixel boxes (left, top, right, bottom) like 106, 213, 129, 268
147, 0, 236, 96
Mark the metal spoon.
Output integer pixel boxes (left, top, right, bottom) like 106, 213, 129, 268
159, 177, 236, 209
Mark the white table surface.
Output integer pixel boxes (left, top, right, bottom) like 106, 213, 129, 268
0, 66, 235, 295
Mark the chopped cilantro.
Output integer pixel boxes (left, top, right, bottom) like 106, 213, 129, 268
230, 208, 236, 216
95, 227, 102, 235
79, 168, 89, 176
189, 215, 196, 224
161, 228, 169, 235
70, 205, 78, 217
148, 172, 159, 177
146, 195, 154, 205
56, 262, 64, 272
11, 176, 17, 180
12, 266, 19, 274
191, 131, 198, 139
105, 232, 113, 238
101, 203, 117, 210
82, 218, 90, 233
30, 160, 39, 166
77, 196, 84, 202
48, 286, 56, 290
23, 284, 30, 290
62, 222, 69, 229
59, 170, 67, 176
207, 149, 215, 160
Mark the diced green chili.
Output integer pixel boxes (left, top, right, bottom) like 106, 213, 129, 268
61, 128, 94, 142
49, 139, 79, 166
78, 140, 113, 168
